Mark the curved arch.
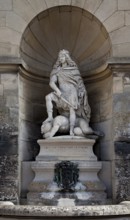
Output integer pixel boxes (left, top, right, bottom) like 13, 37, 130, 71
20, 6, 112, 79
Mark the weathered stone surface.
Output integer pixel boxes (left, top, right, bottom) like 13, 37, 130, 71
113, 82, 130, 141
0, 0, 128, 59
27, 0, 47, 13
1, 73, 18, 92
99, 161, 112, 198
0, 42, 19, 57
84, 0, 103, 14
95, 0, 117, 22
99, 140, 114, 161
21, 162, 35, 199
110, 26, 130, 45
0, 73, 18, 203
0, 0, 130, 207
100, 98, 112, 121
115, 157, 130, 203
115, 142, 130, 159
113, 76, 123, 94
27, 138, 106, 205
6, 12, 27, 33
59, 0, 71, 5
125, 11, 130, 26
0, 84, 3, 96
112, 42, 130, 57
0, 0, 12, 10
0, 203, 130, 217
0, 11, 6, 27
13, 0, 36, 23
103, 11, 124, 33
0, 155, 18, 203
37, 138, 96, 160
92, 119, 113, 142
0, 27, 21, 45
71, 0, 85, 8
118, 0, 130, 10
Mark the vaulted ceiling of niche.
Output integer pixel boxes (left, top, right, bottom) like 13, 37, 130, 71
20, 6, 112, 78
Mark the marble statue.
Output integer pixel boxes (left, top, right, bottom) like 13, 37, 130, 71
42, 49, 94, 138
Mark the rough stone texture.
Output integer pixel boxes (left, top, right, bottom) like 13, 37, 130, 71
112, 65, 130, 203
0, 202, 130, 218
0, 0, 12, 10
0, 0, 130, 207
84, 0, 103, 14
0, 155, 18, 203
125, 11, 130, 26
103, 11, 124, 33
114, 142, 130, 203
118, 0, 130, 10
0, 0, 128, 58
27, 138, 107, 205
6, 12, 27, 33
94, 0, 117, 22
0, 72, 18, 204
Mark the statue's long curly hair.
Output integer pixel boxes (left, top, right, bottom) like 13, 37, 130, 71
53, 49, 78, 68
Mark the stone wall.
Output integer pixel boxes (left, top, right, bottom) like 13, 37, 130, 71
85, 69, 113, 199
19, 73, 53, 200
0, 0, 130, 205
0, 0, 130, 59
0, 70, 19, 204
112, 65, 130, 203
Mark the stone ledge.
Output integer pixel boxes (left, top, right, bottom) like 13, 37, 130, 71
0, 202, 130, 217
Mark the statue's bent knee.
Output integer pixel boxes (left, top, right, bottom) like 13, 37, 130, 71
45, 93, 52, 102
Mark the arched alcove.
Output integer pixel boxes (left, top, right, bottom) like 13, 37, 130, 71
20, 6, 112, 78
19, 6, 113, 203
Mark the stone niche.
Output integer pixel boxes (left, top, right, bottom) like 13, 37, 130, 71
19, 5, 113, 204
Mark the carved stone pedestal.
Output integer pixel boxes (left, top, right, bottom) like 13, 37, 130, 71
27, 137, 107, 205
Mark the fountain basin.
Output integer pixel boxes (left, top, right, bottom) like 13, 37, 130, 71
0, 202, 130, 219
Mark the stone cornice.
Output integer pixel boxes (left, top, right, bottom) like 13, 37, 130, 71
0, 64, 20, 73
19, 65, 49, 84
83, 66, 112, 83
20, 65, 112, 84
0, 57, 21, 73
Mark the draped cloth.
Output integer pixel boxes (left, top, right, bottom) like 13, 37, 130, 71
50, 67, 91, 122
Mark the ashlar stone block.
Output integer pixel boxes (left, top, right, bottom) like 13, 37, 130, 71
100, 98, 113, 121
0, 0, 12, 10
71, 0, 85, 8
113, 76, 123, 94
59, 0, 71, 5
0, 11, 6, 27
84, 0, 103, 14
99, 161, 112, 197
45, 0, 59, 8
27, 0, 47, 14
6, 12, 27, 33
95, 0, 117, 22
0, 27, 21, 45
118, 0, 130, 10
112, 42, 130, 57
110, 26, 130, 45
103, 11, 124, 33
125, 11, 130, 26
0, 84, 3, 96
6, 96, 18, 108
1, 74, 18, 92
13, 0, 36, 23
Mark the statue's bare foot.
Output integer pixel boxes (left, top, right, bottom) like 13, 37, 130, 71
44, 132, 51, 139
